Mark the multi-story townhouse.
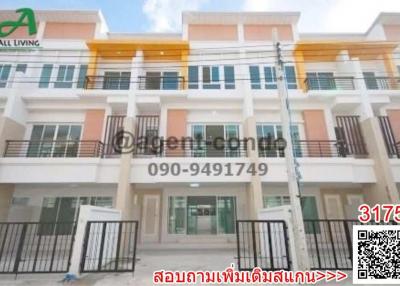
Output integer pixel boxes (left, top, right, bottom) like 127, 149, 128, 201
0, 10, 399, 246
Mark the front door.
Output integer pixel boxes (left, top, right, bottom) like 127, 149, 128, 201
142, 195, 160, 242
206, 125, 225, 157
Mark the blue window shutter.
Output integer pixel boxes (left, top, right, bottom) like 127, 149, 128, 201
249, 66, 261, 89
77, 64, 88, 88
39, 64, 53, 88
285, 66, 297, 89
224, 66, 235, 89
211, 66, 219, 82
188, 66, 198, 89
0, 64, 11, 88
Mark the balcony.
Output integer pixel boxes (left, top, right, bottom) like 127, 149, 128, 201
364, 77, 400, 90
259, 140, 368, 158
84, 75, 130, 90
3, 140, 104, 158
304, 77, 355, 91
387, 142, 400, 158
138, 76, 185, 90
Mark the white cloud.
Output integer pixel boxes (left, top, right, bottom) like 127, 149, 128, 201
242, 0, 400, 33
143, 0, 208, 32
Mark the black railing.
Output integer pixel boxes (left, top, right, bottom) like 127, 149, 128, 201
0, 222, 76, 274
258, 140, 366, 158
80, 221, 139, 273
138, 76, 185, 90
85, 75, 131, 90
158, 139, 248, 157
365, 77, 400, 90
236, 220, 290, 271
4, 140, 104, 158
304, 77, 355, 91
394, 141, 400, 158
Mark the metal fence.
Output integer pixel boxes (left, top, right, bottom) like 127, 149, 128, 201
0, 222, 76, 274
80, 221, 139, 273
236, 220, 290, 271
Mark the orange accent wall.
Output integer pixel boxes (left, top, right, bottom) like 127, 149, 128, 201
383, 25, 400, 41
82, 110, 105, 141
387, 110, 400, 142
167, 110, 187, 156
244, 25, 293, 41
303, 110, 330, 156
188, 24, 238, 41
43, 22, 95, 39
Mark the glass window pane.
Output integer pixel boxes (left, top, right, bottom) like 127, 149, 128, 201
264, 66, 277, 89
39, 64, 53, 88
39, 197, 60, 235
249, 66, 261, 89
224, 66, 235, 89
77, 64, 88, 88
301, 196, 319, 233
0, 64, 11, 87
168, 196, 186, 234
202, 67, 210, 83
188, 66, 198, 89
263, 196, 282, 208
187, 196, 217, 235
40, 126, 56, 157
285, 66, 297, 89
217, 197, 236, 234
162, 72, 179, 90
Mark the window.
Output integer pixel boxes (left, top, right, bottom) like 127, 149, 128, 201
16, 64, 27, 73
263, 195, 319, 233
162, 71, 179, 90
39, 196, 113, 235
224, 66, 235, 89
202, 66, 220, 89
168, 196, 236, 235
76, 64, 88, 88
28, 124, 82, 157
285, 66, 297, 89
264, 66, 277, 89
257, 124, 301, 157
54, 65, 75, 88
39, 64, 53, 88
363, 72, 378, 90
11, 197, 29, 206
306, 72, 336, 90
0, 64, 12, 88
249, 66, 261, 89
188, 66, 199, 89
103, 71, 131, 90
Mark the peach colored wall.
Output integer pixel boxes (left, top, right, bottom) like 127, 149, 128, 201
303, 110, 330, 157
387, 110, 400, 142
167, 110, 187, 156
188, 24, 238, 41
383, 25, 400, 41
82, 110, 105, 141
43, 22, 96, 39
244, 25, 293, 41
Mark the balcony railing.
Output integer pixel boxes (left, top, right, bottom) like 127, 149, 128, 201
84, 76, 131, 90
304, 77, 355, 91
389, 142, 400, 158
3, 140, 104, 158
364, 77, 400, 90
156, 139, 248, 157
259, 140, 367, 158
138, 76, 185, 90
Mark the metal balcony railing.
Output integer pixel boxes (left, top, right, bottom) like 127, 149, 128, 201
304, 77, 355, 91
138, 76, 185, 90
258, 140, 368, 158
364, 77, 400, 90
390, 141, 400, 158
3, 140, 104, 158
84, 75, 131, 90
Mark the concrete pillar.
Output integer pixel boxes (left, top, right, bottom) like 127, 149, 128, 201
361, 117, 400, 204
0, 184, 14, 221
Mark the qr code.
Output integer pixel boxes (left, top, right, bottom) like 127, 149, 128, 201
353, 225, 400, 284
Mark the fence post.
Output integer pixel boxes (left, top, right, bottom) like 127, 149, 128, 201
343, 221, 353, 263
251, 221, 258, 268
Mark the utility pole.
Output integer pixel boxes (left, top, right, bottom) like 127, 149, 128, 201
272, 29, 310, 270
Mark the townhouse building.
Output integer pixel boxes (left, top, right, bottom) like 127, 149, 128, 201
0, 10, 399, 246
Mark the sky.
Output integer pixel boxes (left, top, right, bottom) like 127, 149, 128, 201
1, 0, 400, 34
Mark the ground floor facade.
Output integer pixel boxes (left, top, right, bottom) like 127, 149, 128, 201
3, 182, 367, 245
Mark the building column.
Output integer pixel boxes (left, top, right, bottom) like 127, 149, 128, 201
350, 56, 399, 203
239, 50, 263, 219
115, 51, 142, 219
